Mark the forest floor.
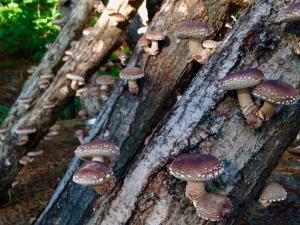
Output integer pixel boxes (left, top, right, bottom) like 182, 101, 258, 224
0, 116, 298, 225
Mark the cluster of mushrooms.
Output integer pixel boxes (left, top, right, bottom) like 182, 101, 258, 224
220, 68, 299, 129
72, 140, 119, 195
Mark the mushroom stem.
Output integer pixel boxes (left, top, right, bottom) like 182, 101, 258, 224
128, 80, 139, 95
188, 38, 211, 63
256, 101, 276, 120
186, 181, 206, 202
260, 201, 271, 208
236, 88, 258, 117
70, 80, 79, 90
149, 41, 159, 55
92, 156, 105, 162
143, 46, 152, 53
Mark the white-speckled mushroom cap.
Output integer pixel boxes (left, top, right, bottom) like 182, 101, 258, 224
174, 21, 214, 39
169, 154, 224, 182
252, 80, 299, 105
220, 68, 264, 90
75, 139, 120, 162
194, 193, 233, 221
72, 161, 113, 185
119, 67, 145, 80
259, 182, 287, 204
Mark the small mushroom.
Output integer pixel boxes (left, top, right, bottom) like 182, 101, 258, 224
119, 67, 145, 95
38, 78, 50, 89
258, 182, 287, 207
75, 139, 120, 164
65, 50, 73, 56
96, 75, 115, 91
109, 13, 126, 26
43, 100, 57, 109
74, 129, 86, 143
174, 21, 214, 63
78, 110, 88, 119
169, 154, 224, 202
15, 125, 36, 145
219, 68, 265, 122
252, 80, 299, 120
27, 66, 37, 74
144, 31, 166, 55
0, 125, 8, 140
27, 150, 43, 157
19, 155, 34, 165
18, 97, 32, 108
83, 27, 94, 36
94, 0, 105, 13
76, 87, 87, 97
40, 74, 55, 80
194, 193, 233, 221
66, 74, 85, 90
137, 36, 152, 54
73, 161, 115, 193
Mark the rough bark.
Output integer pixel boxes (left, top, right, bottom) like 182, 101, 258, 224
0, 0, 144, 195
35, 0, 232, 224
85, 1, 300, 224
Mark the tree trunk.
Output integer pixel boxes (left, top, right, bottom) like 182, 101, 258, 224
0, 0, 144, 196
37, 0, 300, 224
34, 1, 248, 224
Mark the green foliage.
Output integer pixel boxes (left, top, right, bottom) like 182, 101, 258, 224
0, 104, 9, 124
0, 0, 60, 61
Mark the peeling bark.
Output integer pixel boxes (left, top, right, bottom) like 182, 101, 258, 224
35, 0, 232, 224
0, 0, 144, 195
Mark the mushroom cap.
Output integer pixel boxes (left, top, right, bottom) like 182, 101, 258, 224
15, 125, 37, 135
0, 126, 8, 134
40, 74, 55, 79
75, 139, 120, 162
18, 97, 32, 104
174, 21, 214, 39
119, 67, 145, 80
110, 13, 126, 22
43, 100, 57, 109
96, 75, 115, 85
282, 2, 300, 22
145, 31, 166, 41
66, 74, 85, 82
137, 37, 151, 46
73, 161, 113, 185
83, 27, 94, 35
194, 193, 233, 221
169, 154, 224, 182
259, 182, 287, 204
220, 68, 264, 90
252, 80, 299, 105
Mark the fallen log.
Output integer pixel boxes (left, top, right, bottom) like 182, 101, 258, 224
35, 0, 234, 224
0, 0, 144, 196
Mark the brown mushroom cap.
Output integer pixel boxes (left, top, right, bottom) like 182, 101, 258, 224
259, 182, 287, 204
43, 100, 57, 109
169, 154, 224, 182
281, 2, 300, 22
96, 75, 115, 85
220, 68, 264, 90
145, 31, 166, 41
110, 13, 126, 22
15, 125, 37, 135
119, 67, 145, 80
194, 193, 233, 221
75, 139, 120, 162
73, 161, 113, 185
174, 21, 214, 39
252, 80, 299, 105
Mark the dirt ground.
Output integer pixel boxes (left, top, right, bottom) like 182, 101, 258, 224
0, 119, 299, 225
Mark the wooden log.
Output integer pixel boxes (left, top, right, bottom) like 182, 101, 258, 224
34, 0, 239, 224
0, 0, 144, 196
84, 1, 300, 224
